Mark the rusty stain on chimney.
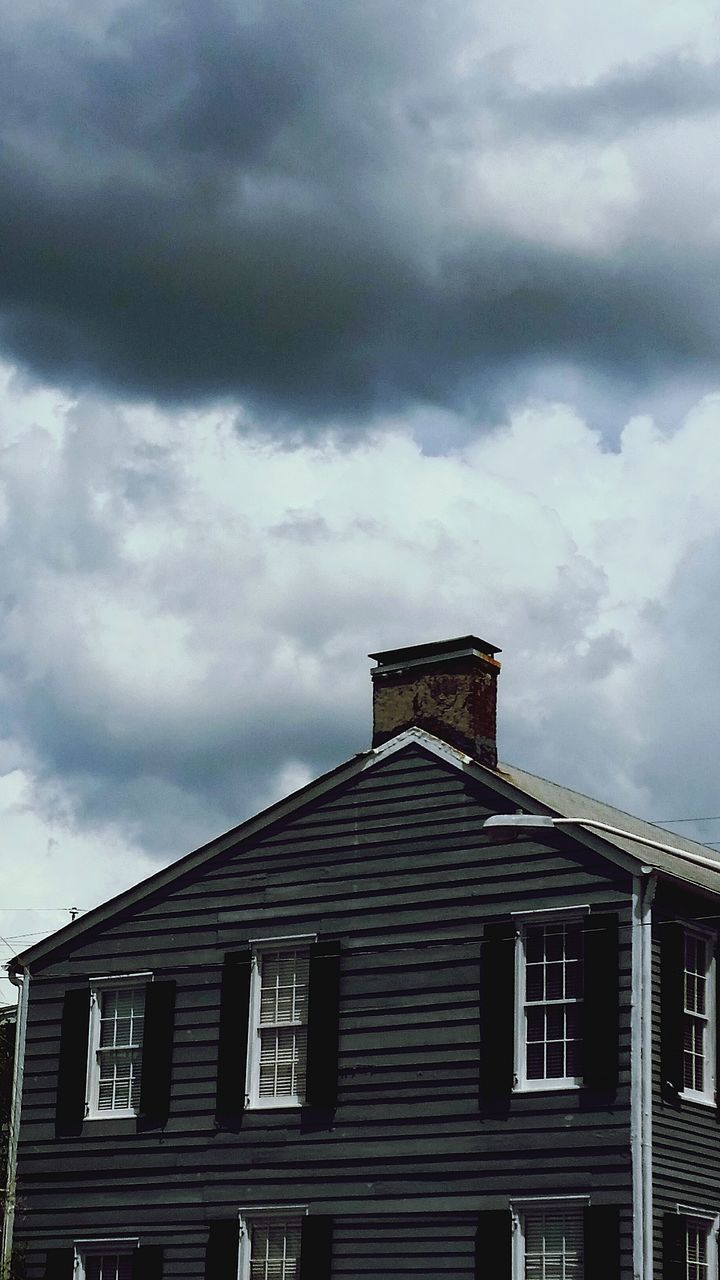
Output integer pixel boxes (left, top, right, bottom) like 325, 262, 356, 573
369, 636, 501, 769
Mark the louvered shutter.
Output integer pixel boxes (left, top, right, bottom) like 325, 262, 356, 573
138, 981, 176, 1124
43, 1249, 74, 1280
132, 1246, 163, 1280
216, 949, 252, 1120
663, 1212, 686, 1280
305, 939, 341, 1109
55, 987, 91, 1136
205, 1221, 239, 1280
475, 1210, 512, 1278
660, 921, 684, 1102
299, 1215, 333, 1280
583, 914, 619, 1092
479, 920, 515, 1101
584, 1205, 620, 1280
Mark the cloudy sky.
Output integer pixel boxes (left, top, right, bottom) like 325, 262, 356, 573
2, 0, 720, 999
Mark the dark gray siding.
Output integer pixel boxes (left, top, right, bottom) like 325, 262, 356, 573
13, 746, 635, 1277
651, 882, 720, 1279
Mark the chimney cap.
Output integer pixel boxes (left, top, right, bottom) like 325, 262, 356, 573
369, 635, 501, 675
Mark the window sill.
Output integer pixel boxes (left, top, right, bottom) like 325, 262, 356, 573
679, 1091, 716, 1110
85, 1111, 138, 1121
245, 1099, 304, 1110
514, 1081, 582, 1094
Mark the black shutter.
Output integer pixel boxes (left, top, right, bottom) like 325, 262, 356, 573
299, 1215, 333, 1280
479, 920, 515, 1100
305, 939, 341, 1109
660, 921, 684, 1102
716, 937, 720, 1118
43, 1249, 74, 1280
132, 1246, 164, 1280
475, 1210, 512, 1279
583, 914, 619, 1092
205, 1221, 239, 1280
55, 987, 90, 1136
138, 981, 176, 1124
584, 1206, 620, 1280
215, 949, 252, 1120
663, 1212, 686, 1280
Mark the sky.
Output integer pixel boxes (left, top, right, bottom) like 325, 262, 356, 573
2, 0, 720, 1000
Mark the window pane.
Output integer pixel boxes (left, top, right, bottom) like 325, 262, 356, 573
525, 927, 544, 963
545, 927, 564, 962
526, 965, 545, 1002
545, 963, 564, 1000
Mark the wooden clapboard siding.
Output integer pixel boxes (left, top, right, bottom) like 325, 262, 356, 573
13, 745, 635, 1278
651, 881, 720, 1279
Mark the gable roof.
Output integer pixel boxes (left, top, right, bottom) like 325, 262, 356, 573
9, 727, 720, 975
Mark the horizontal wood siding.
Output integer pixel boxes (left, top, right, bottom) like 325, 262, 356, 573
14, 747, 634, 1277
652, 882, 720, 1278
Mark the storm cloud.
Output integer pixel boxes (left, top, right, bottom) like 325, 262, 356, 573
1, 0, 720, 425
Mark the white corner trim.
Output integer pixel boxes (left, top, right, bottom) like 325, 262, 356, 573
1, 969, 29, 1280
641, 873, 657, 1280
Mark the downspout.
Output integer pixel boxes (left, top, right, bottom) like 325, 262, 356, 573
631, 876, 644, 1280
1, 966, 29, 1280
641, 871, 657, 1280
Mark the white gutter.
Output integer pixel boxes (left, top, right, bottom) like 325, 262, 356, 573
484, 814, 720, 877
641, 871, 657, 1280
1, 967, 29, 1280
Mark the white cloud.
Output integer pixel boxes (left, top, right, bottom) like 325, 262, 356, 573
478, 0, 720, 89
2, 367, 720, 999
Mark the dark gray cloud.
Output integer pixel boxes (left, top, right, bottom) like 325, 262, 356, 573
1, 0, 720, 427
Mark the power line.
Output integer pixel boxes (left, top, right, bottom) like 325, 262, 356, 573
653, 815, 720, 824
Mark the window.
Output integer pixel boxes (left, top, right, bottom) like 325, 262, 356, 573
682, 930, 716, 1104
86, 978, 148, 1118
516, 918, 583, 1090
238, 1213, 303, 1280
75, 1241, 137, 1280
513, 1204, 584, 1280
246, 942, 311, 1108
684, 1215, 718, 1280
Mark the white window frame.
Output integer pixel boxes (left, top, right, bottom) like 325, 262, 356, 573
74, 1239, 138, 1280
514, 908, 587, 1093
510, 1197, 587, 1280
677, 1208, 719, 1280
680, 926, 716, 1107
245, 936, 315, 1110
85, 973, 152, 1120
237, 1206, 307, 1280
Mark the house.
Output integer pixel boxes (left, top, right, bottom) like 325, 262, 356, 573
2, 635, 720, 1280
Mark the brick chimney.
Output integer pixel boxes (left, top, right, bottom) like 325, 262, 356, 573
369, 636, 501, 768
